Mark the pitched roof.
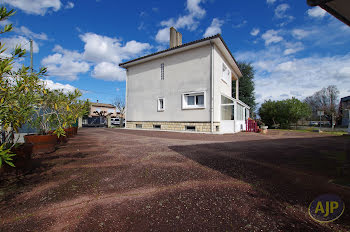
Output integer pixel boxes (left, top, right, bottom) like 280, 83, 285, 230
119, 34, 240, 71
91, 102, 116, 108
341, 96, 350, 102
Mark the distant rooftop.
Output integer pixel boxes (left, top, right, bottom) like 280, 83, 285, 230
91, 102, 116, 108
341, 96, 350, 102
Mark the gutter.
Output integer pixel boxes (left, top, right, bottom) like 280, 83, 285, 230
210, 41, 214, 133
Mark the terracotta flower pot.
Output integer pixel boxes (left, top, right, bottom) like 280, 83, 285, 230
57, 135, 68, 144
24, 134, 57, 154
74, 126, 78, 135
64, 128, 75, 138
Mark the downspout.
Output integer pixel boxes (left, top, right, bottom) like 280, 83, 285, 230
210, 41, 214, 133
125, 68, 128, 128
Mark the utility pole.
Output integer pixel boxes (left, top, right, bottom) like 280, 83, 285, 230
30, 39, 33, 73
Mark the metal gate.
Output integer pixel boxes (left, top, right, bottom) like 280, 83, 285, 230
82, 116, 107, 127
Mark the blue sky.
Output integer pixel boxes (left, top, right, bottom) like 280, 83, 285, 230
2, 0, 350, 106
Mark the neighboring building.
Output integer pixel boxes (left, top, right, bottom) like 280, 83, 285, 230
89, 101, 118, 117
339, 96, 350, 126
119, 27, 250, 133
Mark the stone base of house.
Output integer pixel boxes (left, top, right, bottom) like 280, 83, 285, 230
126, 121, 220, 133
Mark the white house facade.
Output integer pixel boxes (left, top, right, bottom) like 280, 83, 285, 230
119, 28, 250, 133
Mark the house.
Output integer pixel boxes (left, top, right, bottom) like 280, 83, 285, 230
339, 96, 350, 126
119, 27, 250, 133
89, 101, 118, 117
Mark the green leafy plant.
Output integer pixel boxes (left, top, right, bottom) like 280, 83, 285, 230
0, 144, 15, 167
0, 6, 46, 167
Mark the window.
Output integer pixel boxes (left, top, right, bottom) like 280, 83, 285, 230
158, 98, 164, 111
136, 124, 142, 128
182, 92, 205, 109
153, 125, 161, 129
185, 126, 196, 131
221, 62, 231, 84
221, 95, 234, 120
236, 104, 244, 121
161, 63, 164, 80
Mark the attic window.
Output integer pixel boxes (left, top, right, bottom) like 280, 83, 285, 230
161, 63, 164, 80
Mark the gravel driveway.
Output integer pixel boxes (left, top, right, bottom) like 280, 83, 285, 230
0, 128, 349, 231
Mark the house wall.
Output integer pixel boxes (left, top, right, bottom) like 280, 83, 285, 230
213, 44, 234, 123
126, 45, 212, 125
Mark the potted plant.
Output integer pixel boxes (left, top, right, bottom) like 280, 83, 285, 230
59, 90, 87, 137
0, 7, 44, 169
260, 123, 268, 134
25, 89, 66, 154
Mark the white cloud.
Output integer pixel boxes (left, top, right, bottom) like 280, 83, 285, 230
266, 0, 276, 4
80, 33, 151, 64
92, 62, 126, 81
261, 30, 283, 45
65, 2, 74, 9
1, 36, 39, 55
14, 26, 48, 40
41, 45, 90, 81
250, 28, 260, 36
203, 18, 224, 37
291, 29, 309, 40
42, 79, 76, 93
275, 4, 294, 21
237, 48, 350, 104
155, 28, 170, 43
307, 7, 327, 18
155, 0, 206, 43
41, 32, 152, 82
3, 0, 62, 16
283, 42, 304, 55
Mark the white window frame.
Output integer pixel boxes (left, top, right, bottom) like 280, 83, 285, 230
182, 91, 206, 110
221, 62, 231, 84
157, 98, 165, 111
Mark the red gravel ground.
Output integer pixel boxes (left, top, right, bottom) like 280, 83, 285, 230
0, 128, 349, 231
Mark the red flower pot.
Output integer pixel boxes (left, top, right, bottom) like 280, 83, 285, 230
24, 134, 57, 154
64, 128, 75, 138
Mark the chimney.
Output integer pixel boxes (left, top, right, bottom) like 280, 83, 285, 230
169, 27, 182, 48
97, 100, 99, 103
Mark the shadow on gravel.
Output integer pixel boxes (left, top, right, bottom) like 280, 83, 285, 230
169, 136, 350, 229
0, 151, 90, 203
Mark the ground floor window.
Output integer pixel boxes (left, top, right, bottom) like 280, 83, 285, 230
158, 98, 164, 111
221, 95, 234, 120
182, 92, 205, 109
236, 104, 244, 121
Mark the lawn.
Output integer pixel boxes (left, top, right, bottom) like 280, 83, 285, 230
0, 128, 349, 231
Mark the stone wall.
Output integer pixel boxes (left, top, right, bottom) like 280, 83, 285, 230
126, 121, 220, 133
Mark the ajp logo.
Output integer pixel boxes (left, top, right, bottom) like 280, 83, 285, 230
309, 194, 345, 223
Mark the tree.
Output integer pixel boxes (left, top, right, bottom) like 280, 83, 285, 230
259, 98, 311, 129
304, 85, 339, 122
232, 62, 257, 115
113, 97, 125, 117
0, 6, 46, 167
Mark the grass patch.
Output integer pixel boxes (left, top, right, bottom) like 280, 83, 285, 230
272, 128, 348, 136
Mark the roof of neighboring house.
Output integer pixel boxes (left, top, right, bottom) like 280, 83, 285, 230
307, 0, 350, 26
341, 96, 350, 102
119, 34, 242, 78
90, 102, 116, 108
